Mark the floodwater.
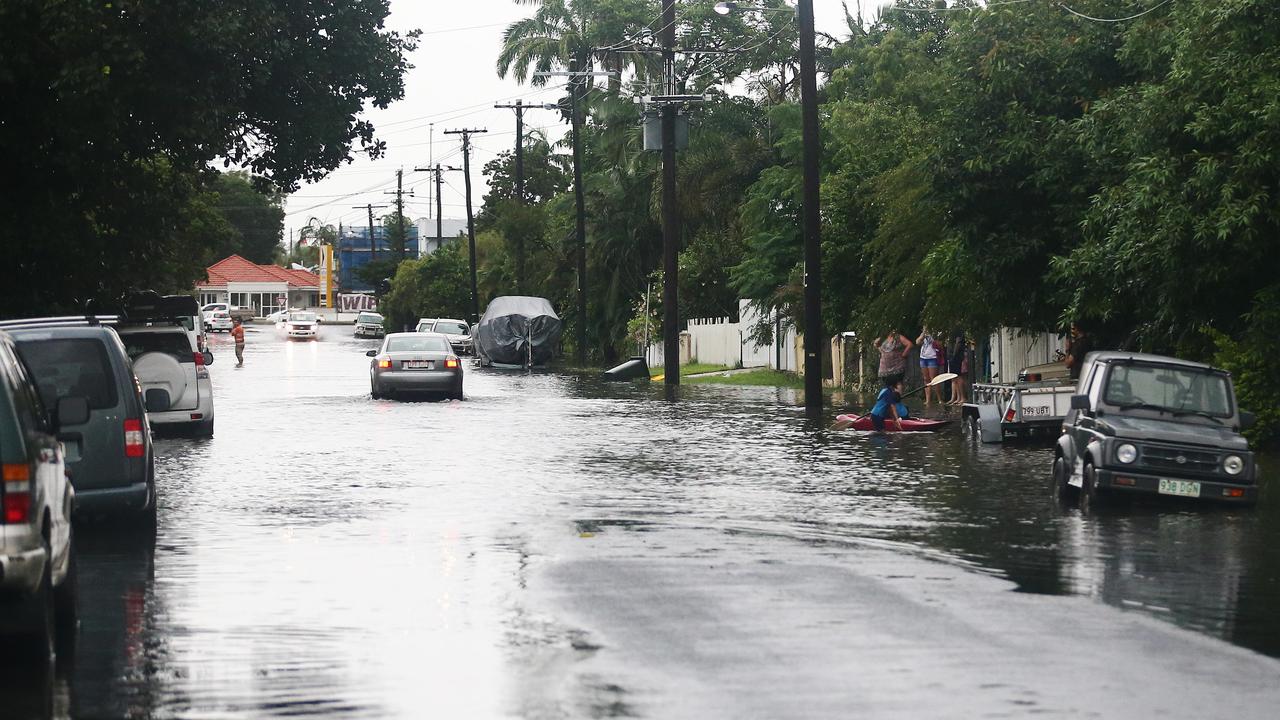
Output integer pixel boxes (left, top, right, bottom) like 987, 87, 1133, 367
3, 323, 1278, 718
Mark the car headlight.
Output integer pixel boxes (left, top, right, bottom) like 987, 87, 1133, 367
1116, 443, 1138, 464
1223, 455, 1245, 476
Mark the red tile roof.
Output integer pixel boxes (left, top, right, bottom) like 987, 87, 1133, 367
198, 255, 321, 289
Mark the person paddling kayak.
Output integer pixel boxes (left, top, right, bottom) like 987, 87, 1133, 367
870, 378, 911, 432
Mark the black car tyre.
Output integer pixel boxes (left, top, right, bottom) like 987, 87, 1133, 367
29, 537, 56, 661
1079, 462, 1104, 512
450, 381, 464, 401
371, 383, 383, 400
1053, 455, 1077, 502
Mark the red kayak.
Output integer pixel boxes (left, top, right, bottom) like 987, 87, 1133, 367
836, 414, 952, 432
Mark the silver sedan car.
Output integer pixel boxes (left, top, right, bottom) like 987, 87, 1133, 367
367, 332, 463, 400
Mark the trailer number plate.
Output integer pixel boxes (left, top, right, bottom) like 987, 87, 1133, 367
1023, 404, 1052, 417
1158, 479, 1201, 498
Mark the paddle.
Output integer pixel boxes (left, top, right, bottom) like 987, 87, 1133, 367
831, 372, 959, 430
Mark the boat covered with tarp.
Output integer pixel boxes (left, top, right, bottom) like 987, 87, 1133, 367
474, 296, 562, 367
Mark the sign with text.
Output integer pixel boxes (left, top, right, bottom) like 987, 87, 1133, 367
338, 294, 378, 312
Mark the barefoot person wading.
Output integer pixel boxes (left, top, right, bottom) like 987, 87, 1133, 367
231, 317, 246, 367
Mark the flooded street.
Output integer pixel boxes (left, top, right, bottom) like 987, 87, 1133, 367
5, 323, 1280, 718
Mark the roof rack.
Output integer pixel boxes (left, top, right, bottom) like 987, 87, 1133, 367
0, 315, 122, 330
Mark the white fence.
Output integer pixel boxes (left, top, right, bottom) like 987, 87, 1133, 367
646, 299, 797, 370
987, 328, 1067, 383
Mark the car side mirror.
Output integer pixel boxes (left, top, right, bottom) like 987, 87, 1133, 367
1070, 394, 1091, 410
366, 350, 378, 357
145, 388, 171, 413
202, 351, 214, 366
1240, 410, 1256, 430
55, 396, 90, 429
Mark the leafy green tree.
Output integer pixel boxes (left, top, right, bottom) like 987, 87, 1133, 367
213, 172, 285, 264
0, 0, 418, 316
381, 242, 472, 331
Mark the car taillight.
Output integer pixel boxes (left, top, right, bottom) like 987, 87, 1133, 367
377, 359, 392, 369
445, 357, 460, 369
193, 352, 205, 366
2, 463, 31, 523
124, 418, 145, 458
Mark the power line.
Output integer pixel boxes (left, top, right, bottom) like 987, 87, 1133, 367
1057, 0, 1173, 23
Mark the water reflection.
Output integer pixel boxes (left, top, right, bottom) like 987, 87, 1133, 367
0, 329, 1275, 717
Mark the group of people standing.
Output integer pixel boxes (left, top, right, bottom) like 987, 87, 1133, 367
875, 328, 970, 405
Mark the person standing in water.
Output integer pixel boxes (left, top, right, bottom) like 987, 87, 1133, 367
875, 330, 913, 387
231, 317, 246, 367
916, 327, 941, 405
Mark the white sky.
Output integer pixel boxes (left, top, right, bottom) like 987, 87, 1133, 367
281, 1, 856, 241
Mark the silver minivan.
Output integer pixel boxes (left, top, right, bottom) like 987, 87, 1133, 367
7, 322, 157, 525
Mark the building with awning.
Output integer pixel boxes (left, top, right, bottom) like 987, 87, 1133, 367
197, 255, 322, 317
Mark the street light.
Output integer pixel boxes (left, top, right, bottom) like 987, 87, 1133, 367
716, 1, 823, 417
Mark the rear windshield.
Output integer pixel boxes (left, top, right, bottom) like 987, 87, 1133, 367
120, 332, 194, 362
386, 336, 450, 353
433, 321, 469, 336
15, 338, 119, 410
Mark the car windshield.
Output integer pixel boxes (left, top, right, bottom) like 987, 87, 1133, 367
15, 338, 119, 410
385, 336, 450, 353
357, 313, 383, 324
290, 313, 317, 323
433, 321, 468, 336
121, 332, 194, 362
1103, 363, 1233, 417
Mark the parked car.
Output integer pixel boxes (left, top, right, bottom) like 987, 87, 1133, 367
4, 320, 157, 525
1054, 351, 1259, 508
367, 332, 463, 400
284, 311, 319, 340
430, 318, 473, 355
201, 303, 255, 324
413, 317, 437, 333
354, 312, 386, 339
0, 330, 81, 658
116, 325, 215, 437
207, 310, 233, 333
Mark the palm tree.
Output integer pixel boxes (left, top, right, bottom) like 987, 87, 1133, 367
496, 0, 656, 92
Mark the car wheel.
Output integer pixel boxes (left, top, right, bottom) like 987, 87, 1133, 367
1053, 455, 1076, 502
371, 384, 382, 400
29, 536, 56, 661
54, 528, 79, 630
450, 381, 464, 401
1079, 462, 1103, 512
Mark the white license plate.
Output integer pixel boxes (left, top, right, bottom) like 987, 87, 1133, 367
1023, 404, 1052, 417
403, 360, 433, 370
1158, 479, 1201, 498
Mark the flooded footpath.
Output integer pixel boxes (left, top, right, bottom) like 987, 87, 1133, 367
3, 323, 1278, 718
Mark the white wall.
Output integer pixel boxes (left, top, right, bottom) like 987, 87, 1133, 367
987, 328, 1067, 383
647, 300, 797, 371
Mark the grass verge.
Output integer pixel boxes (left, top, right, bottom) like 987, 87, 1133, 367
683, 369, 805, 389
651, 363, 732, 379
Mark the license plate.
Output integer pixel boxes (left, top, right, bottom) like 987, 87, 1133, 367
1158, 479, 1201, 498
403, 360, 433, 370
1023, 404, 1052, 417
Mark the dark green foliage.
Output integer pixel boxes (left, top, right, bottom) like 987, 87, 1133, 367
381, 242, 472, 332
0, 0, 416, 316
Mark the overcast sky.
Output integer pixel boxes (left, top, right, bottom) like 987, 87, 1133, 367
281, 1, 857, 241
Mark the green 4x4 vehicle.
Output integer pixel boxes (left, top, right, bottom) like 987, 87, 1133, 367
1054, 352, 1260, 508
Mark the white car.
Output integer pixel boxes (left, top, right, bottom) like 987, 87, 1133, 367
414, 317, 437, 333
429, 318, 473, 355
207, 310, 233, 332
284, 311, 319, 339
116, 324, 215, 437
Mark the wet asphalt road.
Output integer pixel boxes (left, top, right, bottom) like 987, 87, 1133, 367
3, 322, 1280, 718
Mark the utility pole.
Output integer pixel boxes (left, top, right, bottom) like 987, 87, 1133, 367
352, 203, 388, 263
798, 0, 823, 417
661, 0, 679, 385
444, 128, 487, 325
412, 164, 461, 253
383, 170, 413, 263
496, 100, 562, 294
